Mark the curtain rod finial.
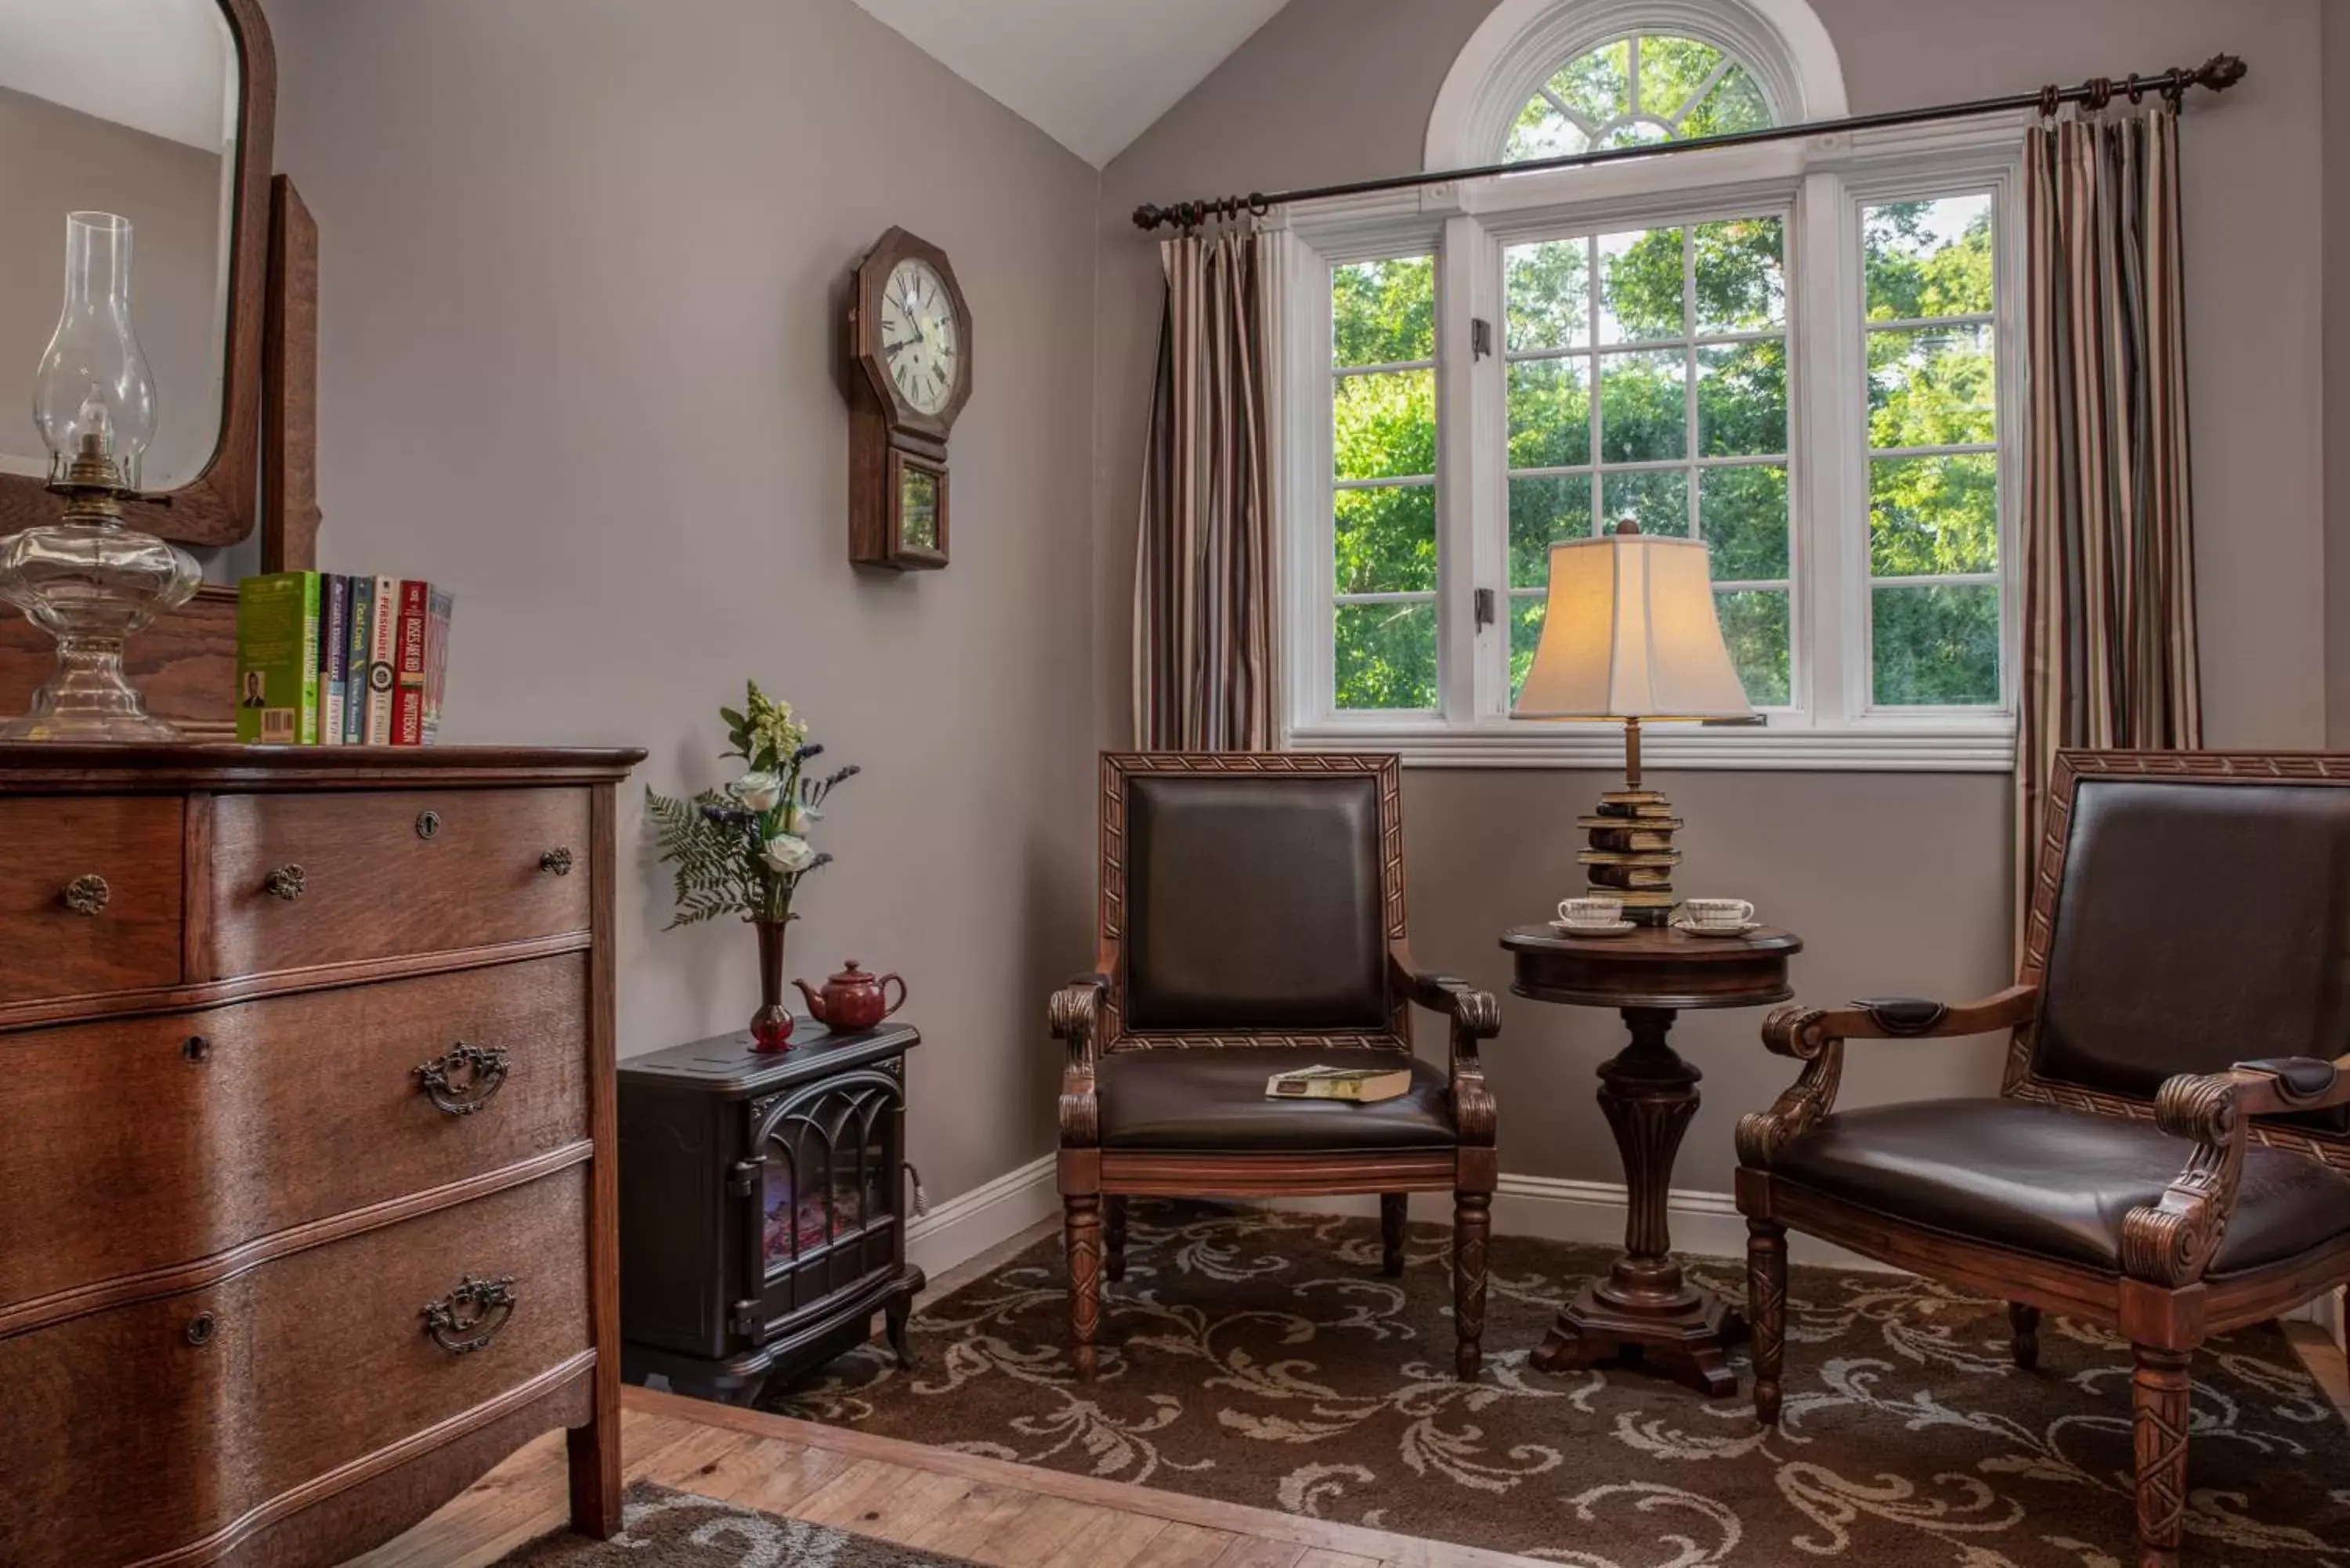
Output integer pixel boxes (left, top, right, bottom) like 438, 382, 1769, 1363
1132, 204, 1166, 232
2199, 54, 2248, 91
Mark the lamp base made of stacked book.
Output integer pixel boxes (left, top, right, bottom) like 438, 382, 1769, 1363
1577, 787, 1683, 924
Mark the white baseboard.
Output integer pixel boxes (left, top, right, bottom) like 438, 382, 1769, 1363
1258, 1175, 1898, 1272
903, 1153, 1057, 1279
905, 1160, 2336, 1322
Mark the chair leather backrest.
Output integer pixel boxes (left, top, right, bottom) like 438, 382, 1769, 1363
2033, 775, 2350, 1128
1123, 772, 1389, 1032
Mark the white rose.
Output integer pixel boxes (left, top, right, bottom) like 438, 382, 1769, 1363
761, 832, 817, 875
729, 770, 784, 813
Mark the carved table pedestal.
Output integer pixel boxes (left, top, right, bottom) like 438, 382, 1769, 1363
1500, 923, 1800, 1396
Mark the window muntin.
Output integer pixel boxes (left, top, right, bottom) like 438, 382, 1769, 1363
1860, 193, 2001, 708
1506, 34, 1773, 161
1332, 255, 1438, 711
1502, 215, 1791, 703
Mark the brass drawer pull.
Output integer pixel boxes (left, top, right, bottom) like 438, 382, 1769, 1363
263, 864, 307, 901
414, 1042, 509, 1116
422, 1274, 516, 1354
539, 847, 575, 876
62, 873, 110, 916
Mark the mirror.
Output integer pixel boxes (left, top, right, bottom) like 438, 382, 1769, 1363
0, 0, 269, 544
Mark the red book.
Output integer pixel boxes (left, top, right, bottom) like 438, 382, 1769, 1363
390, 580, 430, 746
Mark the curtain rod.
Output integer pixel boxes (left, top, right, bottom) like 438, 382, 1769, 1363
1131, 52, 2247, 232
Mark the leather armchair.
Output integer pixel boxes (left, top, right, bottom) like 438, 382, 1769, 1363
1053, 753, 1501, 1381
1736, 752, 2350, 1568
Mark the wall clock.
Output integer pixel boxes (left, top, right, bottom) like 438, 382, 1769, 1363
847, 226, 972, 570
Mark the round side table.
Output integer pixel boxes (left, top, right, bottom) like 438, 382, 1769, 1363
1500, 922, 1801, 1396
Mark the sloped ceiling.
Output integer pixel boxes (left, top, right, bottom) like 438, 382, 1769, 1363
847, 0, 1292, 167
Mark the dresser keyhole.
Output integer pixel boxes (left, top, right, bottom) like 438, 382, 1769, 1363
183, 1035, 212, 1064
185, 1312, 216, 1347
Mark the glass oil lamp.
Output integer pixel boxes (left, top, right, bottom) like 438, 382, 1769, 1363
0, 211, 201, 741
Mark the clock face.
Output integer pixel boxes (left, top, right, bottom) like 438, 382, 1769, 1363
880, 258, 959, 416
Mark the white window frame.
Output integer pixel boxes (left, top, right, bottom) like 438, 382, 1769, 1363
1271, 116, 2029, 771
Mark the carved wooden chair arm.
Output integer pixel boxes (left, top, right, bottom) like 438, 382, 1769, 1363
1050, 974, 1108, 1148
1390, 950, 1500, 1148
1737, 985, 2040, 1169
1759, 984, 2041, 1059
2120, 1051, 2350, 1288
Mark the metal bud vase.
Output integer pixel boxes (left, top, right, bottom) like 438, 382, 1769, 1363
750, 918, 795, 1053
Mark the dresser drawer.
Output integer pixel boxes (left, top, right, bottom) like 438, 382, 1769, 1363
0, 953, 590, 1318
0, 795, 182, 1006
206, 787, 591, 977
0, 1167, 591, 1568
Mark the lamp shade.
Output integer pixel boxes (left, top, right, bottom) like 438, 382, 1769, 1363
1512, 525, 1753, 721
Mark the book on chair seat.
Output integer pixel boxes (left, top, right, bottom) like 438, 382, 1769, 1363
1264, 1064, 1412, 1104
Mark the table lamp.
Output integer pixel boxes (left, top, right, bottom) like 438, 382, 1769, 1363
1512, 519, 1752, 923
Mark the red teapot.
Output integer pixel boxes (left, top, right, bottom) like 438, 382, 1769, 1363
791, 961, 907, 1032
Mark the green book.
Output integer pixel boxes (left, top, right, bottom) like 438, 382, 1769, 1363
237, 573, 321, 745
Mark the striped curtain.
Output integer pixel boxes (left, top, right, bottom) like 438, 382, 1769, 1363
1132, 228, 1277, 751
2017, 105, 2202, 934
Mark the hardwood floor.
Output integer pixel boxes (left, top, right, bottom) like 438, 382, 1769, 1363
343, 1386, 1549, 1568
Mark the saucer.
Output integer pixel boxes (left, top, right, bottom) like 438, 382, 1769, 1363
1672, 918, 1758, 938
1550, 918, 1634, 937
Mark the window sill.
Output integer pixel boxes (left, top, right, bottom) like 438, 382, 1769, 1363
1286, 721, 2016, 773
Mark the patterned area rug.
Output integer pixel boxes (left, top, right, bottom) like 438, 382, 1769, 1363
497, 1481, 983, 1566
767, 1201, 2350, 1566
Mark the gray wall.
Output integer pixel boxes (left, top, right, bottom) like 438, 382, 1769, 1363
1097, 0, 2330, 1190
2330, 4, 2350, 748
266, 0, 1101, 1204
0, 84, 226, 491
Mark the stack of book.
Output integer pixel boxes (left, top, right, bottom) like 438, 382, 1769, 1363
236, 573, 454, 746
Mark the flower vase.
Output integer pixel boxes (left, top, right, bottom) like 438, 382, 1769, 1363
750, 918, 795, 1052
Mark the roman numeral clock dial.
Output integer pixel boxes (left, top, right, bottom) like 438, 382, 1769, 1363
848, 229, 969, 571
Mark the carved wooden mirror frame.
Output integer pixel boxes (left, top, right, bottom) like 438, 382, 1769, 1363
0, 0, 277, 549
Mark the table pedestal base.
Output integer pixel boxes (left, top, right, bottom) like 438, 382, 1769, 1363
1530, 1004, 1744, 1397
1531, 1277, 1746, 1397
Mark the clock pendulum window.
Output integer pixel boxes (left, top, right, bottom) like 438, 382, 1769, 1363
846, 227, 971, 570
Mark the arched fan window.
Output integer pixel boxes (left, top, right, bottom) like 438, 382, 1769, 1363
1506, 34, 1773, 160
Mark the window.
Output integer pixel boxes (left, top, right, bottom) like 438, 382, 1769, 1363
1507, 35, 1772, 159
1332, 256, 1438, 711
1280, 1, 2019, 769
1860, 194, 2001, 708
1502, 215, 1791, 703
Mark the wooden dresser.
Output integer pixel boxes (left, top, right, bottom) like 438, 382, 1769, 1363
0, 742, 643, 1568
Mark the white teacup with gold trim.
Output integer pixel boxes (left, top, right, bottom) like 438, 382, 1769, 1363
1676, 897, 1755, 932
1556, 895, 1625, 930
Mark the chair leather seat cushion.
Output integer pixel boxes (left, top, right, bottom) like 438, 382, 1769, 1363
1097, 1047, 1455, 1152
1771, 1098, 2350, 1276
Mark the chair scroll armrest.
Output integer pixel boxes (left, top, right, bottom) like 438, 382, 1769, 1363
2121, 1051, 2350, 1288
1051, 974, 1108, 1148
1737, 985, 2040, 1170
1390, 952, 1500, 1149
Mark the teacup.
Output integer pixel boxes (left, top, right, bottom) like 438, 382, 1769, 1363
1679, 897, 1755, 930
1556, 895, 1625, 929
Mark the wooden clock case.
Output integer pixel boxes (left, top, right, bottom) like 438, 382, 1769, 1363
846, 227, 971, 571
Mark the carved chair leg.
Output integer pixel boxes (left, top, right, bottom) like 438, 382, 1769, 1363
2131, 1343, 2193, 1567
1065, 1194, 1102, 1380
2008, 1302, 2041, 1371
1380, 1193, 1407, 1277
1747, 1218, 1787, 1426
1104, 1194, 1129, 1282
1452, 1190, 1489, 1382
